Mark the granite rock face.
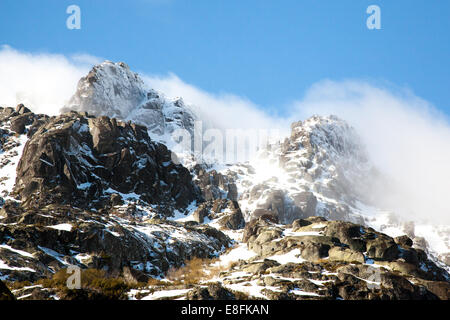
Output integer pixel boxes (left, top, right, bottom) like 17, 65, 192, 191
13, 111, 199, 213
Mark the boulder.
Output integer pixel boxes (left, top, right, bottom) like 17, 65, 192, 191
328, 246, 365, 264
366, 237, 399, 261
186, 283, 236, 300
10, 115, 28, 134
218, 202, 245, 230
291, 219, 312, 229
110, 193, 124, 206
321, 221, 368, 252
242, 260, 280, 274
226, 183, 238, 201
243, 218, 276, 243
300, 242, 330, 262
16, 103, 31, 114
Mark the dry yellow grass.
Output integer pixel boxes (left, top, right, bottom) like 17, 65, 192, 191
165, 257, 232, 285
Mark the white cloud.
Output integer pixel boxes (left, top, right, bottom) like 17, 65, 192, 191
141, 72, 291, 134
0, 45, 99, 115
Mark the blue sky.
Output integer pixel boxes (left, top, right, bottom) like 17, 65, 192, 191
1, 0, 449, 116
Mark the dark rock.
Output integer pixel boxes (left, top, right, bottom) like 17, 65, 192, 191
0, 204, 231, 282
394, 235, 413, 247
193, 204, 210, 224
292, 219, 312, 229
366, 237, 400, 261
193, 167, 237, 202
226, 183, 238, 201
0, 199, 21, 218
0, 280, 14, 300
242, 259, 280, 274
328, 247, 365, 264
418, 280, 450, 300
16, 104, 31, 114
10, 115, 27, 134
110, 193, 124, 206
13, 112, 199, 213
123, 266, 150, 284
218, 201, 245, 230
300, 242, 330, 261
186, 283, 236, 300
323, 221, 367, 252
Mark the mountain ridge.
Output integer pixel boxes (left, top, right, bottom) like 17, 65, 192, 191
0, 61, 449, 300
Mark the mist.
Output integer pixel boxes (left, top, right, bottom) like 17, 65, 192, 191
0, 45, 99, 115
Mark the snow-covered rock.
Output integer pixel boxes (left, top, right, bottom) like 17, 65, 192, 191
63, 61, 197, 144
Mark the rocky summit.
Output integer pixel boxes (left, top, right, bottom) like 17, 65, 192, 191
62, 61, 197, 143
0, 61, 449, 300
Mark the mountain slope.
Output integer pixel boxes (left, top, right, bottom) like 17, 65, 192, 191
61, 61, 449, 271
0, 61, 448, 300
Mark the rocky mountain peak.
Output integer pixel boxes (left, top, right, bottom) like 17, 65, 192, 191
287, 115, 368, 162
65, 61, 147, 119
213, 115, 373, 225
63, 61, 197, 144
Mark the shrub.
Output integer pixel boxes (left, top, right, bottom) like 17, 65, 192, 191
37, 268, 132, 300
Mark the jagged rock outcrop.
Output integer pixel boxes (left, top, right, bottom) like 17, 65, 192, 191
13, 111, 199, 213
192, 199, 245, 230
192, 164, 239, 202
